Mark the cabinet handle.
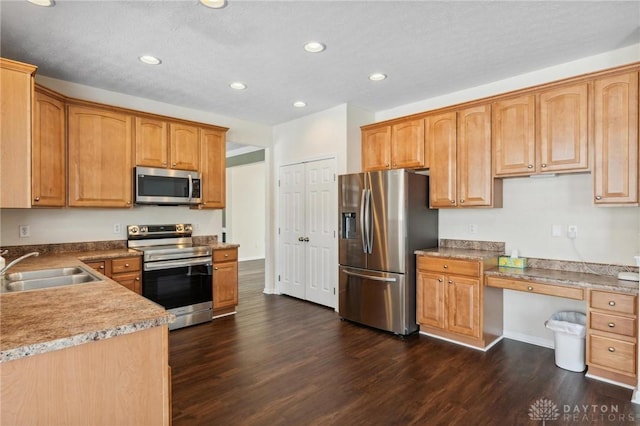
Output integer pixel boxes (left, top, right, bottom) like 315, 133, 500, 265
450, 200, 455, 204
34, 196, 40, 202
162, 161, 167, 166
541, 163, 547, 168
443, 265, 448, 269
225, 253, 229, 257
124, 263, 129, 267
438, 278, 443, 282
126, 201, 131, 205
527, 164, 533, 169
448, 280, 453, 284
385, 164, 389, 168
595, 196, 602, 201
214, 267, 219, 270
527, 286, 533, 291
172, 163, 177, 167
608, 322, 615, 328
135, 277, 140, 281
608, 347, 616, 353
460, 199, 465, 204
99, 265, 104, 270
608, 301, 616, 306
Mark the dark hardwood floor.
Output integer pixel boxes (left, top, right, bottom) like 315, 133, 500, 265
170, 260, 640, 425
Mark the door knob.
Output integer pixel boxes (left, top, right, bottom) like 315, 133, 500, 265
303, 237, 310, 242
298, 237, 304, 242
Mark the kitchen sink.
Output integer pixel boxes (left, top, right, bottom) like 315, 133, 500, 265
1, 266, 103, 293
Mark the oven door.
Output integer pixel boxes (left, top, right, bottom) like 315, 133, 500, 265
142, 257, 213, 311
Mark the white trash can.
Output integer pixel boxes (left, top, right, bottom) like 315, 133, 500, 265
545, 311, 587, 372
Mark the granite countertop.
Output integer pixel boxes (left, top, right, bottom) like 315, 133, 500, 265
485, 266, 639, 295
415, 245, 638, 296
414, 247, 503, 261
0, 254, 173, 363
208, 242, 240, 250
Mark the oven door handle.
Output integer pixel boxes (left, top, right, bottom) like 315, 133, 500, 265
144, 257, 212, 271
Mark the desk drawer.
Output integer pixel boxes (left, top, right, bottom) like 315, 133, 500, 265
485, 276, 584, 300
590, 312, 636, 337
417, 257, 479, 277
590, 291, 636, 315
589, 334, 636, 376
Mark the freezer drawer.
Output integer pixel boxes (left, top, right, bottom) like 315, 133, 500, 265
339, 266, 416, 335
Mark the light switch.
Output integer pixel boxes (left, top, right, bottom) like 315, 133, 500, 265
552, 224, 562, 237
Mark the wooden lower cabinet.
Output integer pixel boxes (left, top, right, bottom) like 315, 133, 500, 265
212, 248, 239, 318
586, 289, 637, 386
416, 255, 501, 349
83, 256, 142, 295
0, 326, 170, 426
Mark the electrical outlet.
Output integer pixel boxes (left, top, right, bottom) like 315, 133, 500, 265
567, 225, 578, 239
468, 224, 478, 234
19, 225, 30, 238
113, 224, 121, 234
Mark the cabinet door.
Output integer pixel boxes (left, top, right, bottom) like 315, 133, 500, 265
593, 72, 639, 204
169, 123, 199, 171
68, 105, 133, 207
0, 59, 36, 208
446, 275, 480, 338
200, 128, 226, 208
32, 90, 66, 207
493, 95, 536, 176
538, 83, 589, 173
391, 118, 425, 169
135, 116, 168, 168
417, 272, 446, 329
457, 105, 493, 206
213, 261, 239, 309
426, 112, 457, 207
112, 271, 142, 294
361, 125, 391, 171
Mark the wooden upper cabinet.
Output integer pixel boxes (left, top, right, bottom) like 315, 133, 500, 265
169, 122, 200, 171
32, 88, 66, 207
391, 118, 426, 169
362, 125, 391, 171
593, 72, 639, 205
135, 117, 168, 168
362, 119, 426, 171
199, 127, 227, 209
457, 105, 494, 207
67, 104, 133, 207
538, 82, 589, 173
0, 58, 36, 208
426, 111, 457, 207
492, 95, 536, 176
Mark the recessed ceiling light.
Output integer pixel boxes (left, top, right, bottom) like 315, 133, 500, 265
27, 0, 54, 6
369, 73, 387, 81
199, 0, 227, 9
293, 101, 307, 108
229, 82, 247, 90
139, 55, 161, 65
303, 42, 326, 53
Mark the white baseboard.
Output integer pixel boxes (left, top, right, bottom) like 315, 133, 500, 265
585, 372, 636, 390
263, 287, 279, 295
503, 330, 554, 349
238, 256, 265, 262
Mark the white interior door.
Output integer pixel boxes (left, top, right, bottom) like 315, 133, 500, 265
304, 159, 336, 308
278, 163, 305, 299
278, 158, 336, 308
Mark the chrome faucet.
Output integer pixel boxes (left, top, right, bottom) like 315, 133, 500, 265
0, 252, 40, 276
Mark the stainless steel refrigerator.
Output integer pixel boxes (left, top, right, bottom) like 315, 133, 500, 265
338, 169, 438, 335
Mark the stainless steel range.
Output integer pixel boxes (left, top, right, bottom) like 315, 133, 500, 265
127, 223, 213, 330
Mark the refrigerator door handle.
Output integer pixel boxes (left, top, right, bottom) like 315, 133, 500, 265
342, 269, 398, 283
360, 189, 367, 254
365, 189, 373, 254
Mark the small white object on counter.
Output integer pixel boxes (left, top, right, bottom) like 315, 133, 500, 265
511, 249, 519, 259
618, 271, 640, 282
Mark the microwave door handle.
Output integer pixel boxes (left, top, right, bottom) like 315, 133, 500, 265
188, 174, 193, 201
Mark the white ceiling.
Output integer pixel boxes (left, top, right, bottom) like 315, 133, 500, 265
2, 0, 639, 131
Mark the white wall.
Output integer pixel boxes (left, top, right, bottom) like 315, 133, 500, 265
347, 105, 374, 173
225, 162, 266, 261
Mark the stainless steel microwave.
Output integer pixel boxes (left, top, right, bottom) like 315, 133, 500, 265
134, 166, 202, 205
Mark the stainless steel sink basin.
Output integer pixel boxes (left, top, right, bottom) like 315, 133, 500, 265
1, 266, 103, 293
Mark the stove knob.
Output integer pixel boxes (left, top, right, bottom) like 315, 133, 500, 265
140, 226, 148, 233
176, 224, 184, 232
184, 224, 192, 232
129, 226, 139, 234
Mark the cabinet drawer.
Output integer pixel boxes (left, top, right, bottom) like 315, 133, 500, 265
111, 257, 141, 274
590, 291, 636, 315
485, 276, 584, 300
213, 248, 237, 263
417, 257, 479, 277
84, 260, 107, 275
590, 311, 636, 337
589, 334, 636, 375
